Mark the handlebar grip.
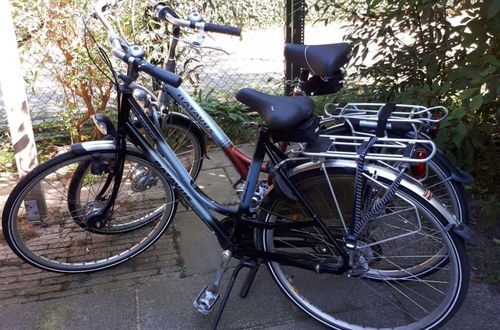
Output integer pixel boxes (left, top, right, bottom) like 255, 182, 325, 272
204, 22, 241, 36
134, 59, 182, 87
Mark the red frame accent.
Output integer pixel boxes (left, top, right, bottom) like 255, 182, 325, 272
222, 145, 267, 180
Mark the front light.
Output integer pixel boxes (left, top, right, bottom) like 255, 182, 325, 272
92, 115, 108, 135
92, 114, 115, 137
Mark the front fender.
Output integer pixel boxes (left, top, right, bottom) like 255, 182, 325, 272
71, 141, 143, 155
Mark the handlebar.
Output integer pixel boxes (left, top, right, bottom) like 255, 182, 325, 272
204, 22, 241, 36
150, 1, 242, 37
93, 0, 183, 87
133, 58, 182, 87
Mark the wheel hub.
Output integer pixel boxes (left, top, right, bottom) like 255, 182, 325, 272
130, 167, 158, 192
82, 200, 112, 230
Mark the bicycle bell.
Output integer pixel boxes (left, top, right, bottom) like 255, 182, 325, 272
127, 45, 145, 59
188, 12, 204, 23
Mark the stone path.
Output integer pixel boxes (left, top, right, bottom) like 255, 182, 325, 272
0, 146, 499, 329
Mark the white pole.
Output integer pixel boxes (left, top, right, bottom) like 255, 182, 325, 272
0, 0, 46, 220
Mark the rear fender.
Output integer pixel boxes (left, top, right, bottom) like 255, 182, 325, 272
433, 150, 474, 184
290, 159, 460, 227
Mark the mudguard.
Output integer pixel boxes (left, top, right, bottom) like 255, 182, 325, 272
290, 159, 460, 227
433, 149, 474, 184
452, 223, 478, 245
71, 140, 143, 154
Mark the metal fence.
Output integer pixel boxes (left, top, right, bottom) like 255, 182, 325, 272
0, 1, 343, 142
0, 27, 286, 140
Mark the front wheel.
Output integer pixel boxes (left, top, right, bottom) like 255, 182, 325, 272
2, 148, 177, 273
257, 166, 469, 329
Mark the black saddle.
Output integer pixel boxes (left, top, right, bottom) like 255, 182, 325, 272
284, 43, 352, 76
235, 88, 314, 130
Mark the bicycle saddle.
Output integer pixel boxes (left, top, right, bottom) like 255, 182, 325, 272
236, 88, 314, 130
284, 43, 352, 76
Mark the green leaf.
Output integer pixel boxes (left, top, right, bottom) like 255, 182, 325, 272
485, 54, 500, 67
447, 107, 466, 120
460, 88, 477, 100
488, 0, 500, 19
470, 94, 483, 111
451, 122, 467, 148
480, 67, 497, 77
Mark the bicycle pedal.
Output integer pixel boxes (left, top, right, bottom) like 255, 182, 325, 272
193, 286, 219, 315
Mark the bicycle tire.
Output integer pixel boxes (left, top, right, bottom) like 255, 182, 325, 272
257, 165, 469, 329
66, 116, 203, 232
2, 147, 177, 273
160, 114, 204, 180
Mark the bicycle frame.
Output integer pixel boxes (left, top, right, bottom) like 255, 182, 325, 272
155, 24, 264, 180
90, 1, 348, 273
116, 83, 349, 273
162, 84, 262, 178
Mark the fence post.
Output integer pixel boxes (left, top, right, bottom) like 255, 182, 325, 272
0, 1, 46, 220
284, 0, 305, 95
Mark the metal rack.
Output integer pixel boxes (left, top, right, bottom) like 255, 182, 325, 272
302, 134, 436, 163
322, 103, 448, 125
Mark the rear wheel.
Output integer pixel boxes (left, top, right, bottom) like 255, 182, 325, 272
257, 166, 469, 329
2, 148, 177, 273
160, 115, 204, 180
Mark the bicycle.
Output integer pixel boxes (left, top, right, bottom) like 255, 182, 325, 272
94, 8, 472, 229
1, 1, 473, 328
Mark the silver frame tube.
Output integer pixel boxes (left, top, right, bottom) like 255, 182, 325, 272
163, 84, 232, 149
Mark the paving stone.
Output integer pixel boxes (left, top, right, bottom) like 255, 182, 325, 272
37, 287, 90, 302
196, 168, 239, 205
112, 268, 160, 281
174, 212, 223, 276
138, 270, 305, 330
19, 283, 64, 296
0, 287, 136, 330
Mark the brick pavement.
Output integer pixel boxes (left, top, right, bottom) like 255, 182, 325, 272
0, 146, 248, 308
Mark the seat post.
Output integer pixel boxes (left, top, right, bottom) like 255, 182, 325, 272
237, 125, 269, 216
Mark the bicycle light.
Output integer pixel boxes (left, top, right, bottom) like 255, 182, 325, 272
92, 114, 116, 137
410, 147, 428, 179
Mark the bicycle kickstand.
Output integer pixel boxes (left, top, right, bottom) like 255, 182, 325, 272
239, 261, 260, 298
211, 258, 257, 330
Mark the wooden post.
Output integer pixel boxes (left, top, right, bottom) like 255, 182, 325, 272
0, 0, 46, 220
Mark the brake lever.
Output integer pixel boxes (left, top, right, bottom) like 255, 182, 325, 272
191, 27, 206, 47
151, 31, 230, 55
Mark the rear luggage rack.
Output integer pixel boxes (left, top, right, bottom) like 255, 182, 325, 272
302, 134, 436, 163
322, 103, 448, 125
